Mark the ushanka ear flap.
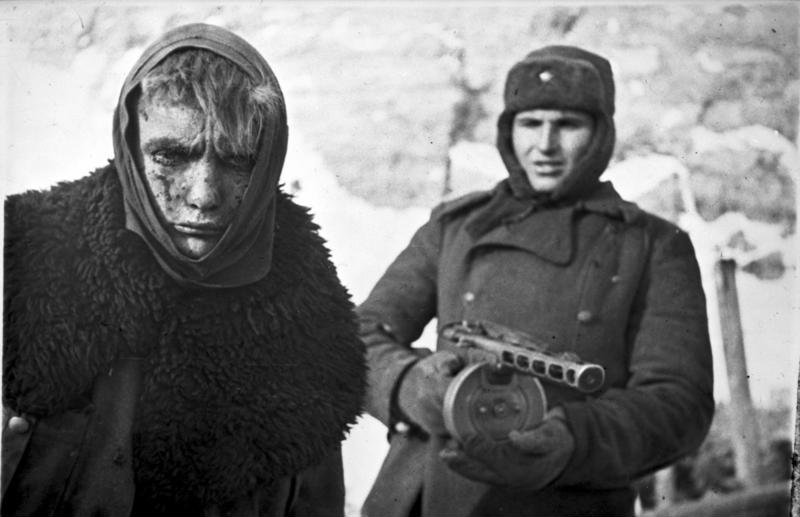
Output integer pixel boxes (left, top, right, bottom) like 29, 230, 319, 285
496, 110, 534, 199
551, 112, 615, 202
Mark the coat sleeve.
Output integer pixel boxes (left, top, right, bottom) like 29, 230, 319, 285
557, 227, 714, 488
356, 216, 441, 427
288, 448, 345, 517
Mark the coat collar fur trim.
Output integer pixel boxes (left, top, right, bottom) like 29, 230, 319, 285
3, 165, 366, 508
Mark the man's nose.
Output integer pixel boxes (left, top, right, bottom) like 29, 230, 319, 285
184, 158, 223, 211
537, 123, 558, 153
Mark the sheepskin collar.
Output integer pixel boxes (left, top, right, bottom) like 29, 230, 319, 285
4, 165, 366, 508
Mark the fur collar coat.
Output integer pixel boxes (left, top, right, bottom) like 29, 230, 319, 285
3, 164, 366, 511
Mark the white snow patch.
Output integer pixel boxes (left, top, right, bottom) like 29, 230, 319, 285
691, 125, 799, 173
445, 140, 505, 199
602, 154, 686, 200
282, 132, 429, 304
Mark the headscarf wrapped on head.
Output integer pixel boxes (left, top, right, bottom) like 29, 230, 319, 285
466, 45, 617, 238
112, 23, 287, 288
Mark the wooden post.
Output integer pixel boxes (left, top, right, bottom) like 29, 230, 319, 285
794, 380, 800, 517
714, 258, 763, 486
653, 467, 676, 509
791, 17, 800, 517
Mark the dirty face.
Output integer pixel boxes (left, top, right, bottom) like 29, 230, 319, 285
512, 109, 595, 193
136, 97, 252, 259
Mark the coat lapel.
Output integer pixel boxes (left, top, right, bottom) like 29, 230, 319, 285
467, 182, 639, 265
471, 207, 576, 265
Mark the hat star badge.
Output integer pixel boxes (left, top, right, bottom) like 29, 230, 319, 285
539, 70, 554, 82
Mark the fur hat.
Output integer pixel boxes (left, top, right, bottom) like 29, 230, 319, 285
496, 45, 616, 200
503, 46, 614, 117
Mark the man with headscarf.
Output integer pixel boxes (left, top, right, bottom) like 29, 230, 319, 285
3, 24, 365, 516
358, 45, 714, 517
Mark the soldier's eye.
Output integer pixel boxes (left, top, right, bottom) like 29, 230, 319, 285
517, 118, 543, 128
558, 116, 592, 130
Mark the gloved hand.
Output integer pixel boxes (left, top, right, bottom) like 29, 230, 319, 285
396, 350, 464, 436
439, 407, 575, 489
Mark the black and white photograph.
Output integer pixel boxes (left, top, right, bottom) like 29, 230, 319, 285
1, 2, 797, 516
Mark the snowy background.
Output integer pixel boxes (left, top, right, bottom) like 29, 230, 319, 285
1, 3, 797, 514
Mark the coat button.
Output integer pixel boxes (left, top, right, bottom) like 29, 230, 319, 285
463, 292, 475, 303
577, 310, 594, 323
394, 421, 410, 434
8, 416, 30, 434
611, 275, 621, 283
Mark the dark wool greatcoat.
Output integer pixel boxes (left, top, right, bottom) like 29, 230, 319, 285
358, 182, 714, 517
2, 165, 366, 516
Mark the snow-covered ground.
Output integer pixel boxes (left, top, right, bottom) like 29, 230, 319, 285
2, 7, 797, 516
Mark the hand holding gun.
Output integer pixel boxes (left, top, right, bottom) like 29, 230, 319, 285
439, 320, 605, 444
438, 320, 605, 487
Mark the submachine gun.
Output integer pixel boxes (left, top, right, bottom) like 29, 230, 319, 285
440, 320, 605, 443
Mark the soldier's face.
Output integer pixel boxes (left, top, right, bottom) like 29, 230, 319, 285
512, 109, 595, 193
136, 97, 252, 259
